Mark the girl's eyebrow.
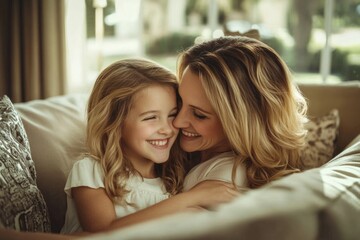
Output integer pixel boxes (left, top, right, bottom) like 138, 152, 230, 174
139, 110, 158, 117
189, 105, 212, 115
139, 106, 178, 116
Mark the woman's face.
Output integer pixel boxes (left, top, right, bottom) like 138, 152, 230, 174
173, 67, 231, 161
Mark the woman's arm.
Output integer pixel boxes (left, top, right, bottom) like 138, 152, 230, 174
72, 180, 239, 233
0, 181, 238, 239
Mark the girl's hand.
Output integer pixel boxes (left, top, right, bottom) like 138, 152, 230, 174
187, 180, 240, 209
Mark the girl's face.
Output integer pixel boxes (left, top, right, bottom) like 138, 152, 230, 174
122, 85, 178, 178
173, 67, 231, 162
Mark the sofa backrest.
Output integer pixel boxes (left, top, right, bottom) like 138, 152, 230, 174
298, 81, 360, 155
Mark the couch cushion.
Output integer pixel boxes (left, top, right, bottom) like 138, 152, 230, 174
301, 109, 340, 169
0, 95, 51, 231
14, 94, 88, 232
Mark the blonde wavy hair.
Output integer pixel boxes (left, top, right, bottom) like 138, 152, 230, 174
87, 58, 186, 204
177, 36, 308, 188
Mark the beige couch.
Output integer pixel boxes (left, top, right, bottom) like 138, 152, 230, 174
13, 82, 360, 239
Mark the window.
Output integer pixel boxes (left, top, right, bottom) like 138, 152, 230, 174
65, 0, 360, 93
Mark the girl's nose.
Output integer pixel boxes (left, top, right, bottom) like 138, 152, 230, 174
159, 120, 175, 135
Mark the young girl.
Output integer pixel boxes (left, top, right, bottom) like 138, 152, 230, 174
61, 58, 186, 233
0, 58, 238, 239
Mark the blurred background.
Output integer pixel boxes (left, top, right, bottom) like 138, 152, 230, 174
1, 0, 359, 102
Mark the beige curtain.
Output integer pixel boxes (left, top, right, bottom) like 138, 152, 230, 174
0, 0, 66, 103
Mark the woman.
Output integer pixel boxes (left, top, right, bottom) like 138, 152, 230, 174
177, 36, 308, 191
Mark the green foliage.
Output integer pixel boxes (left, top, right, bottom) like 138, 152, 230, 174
343, 63, 360, 81
309, 49, 348, 74
146, 33, 197, 55
315, 0, 360, 27
262, 37, 285, 56
261, 37, 297, 68
308, 48, 360, 80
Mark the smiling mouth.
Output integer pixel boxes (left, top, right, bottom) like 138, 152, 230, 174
182, 130, 200, 137
147, 139, 169, 147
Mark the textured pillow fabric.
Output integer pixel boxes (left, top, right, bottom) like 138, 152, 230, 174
301, 109, 340, 170
0, 95, 51, 231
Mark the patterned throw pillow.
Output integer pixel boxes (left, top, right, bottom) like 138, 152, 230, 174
0, 95, 51, 231
300, 109, 340, 170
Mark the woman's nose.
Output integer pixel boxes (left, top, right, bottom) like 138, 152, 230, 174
173, 107, 188, 128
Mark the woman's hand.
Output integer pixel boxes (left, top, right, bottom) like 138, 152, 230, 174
187, 180, 240, 209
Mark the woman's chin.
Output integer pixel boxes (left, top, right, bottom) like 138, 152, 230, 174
180, 142, 199, 153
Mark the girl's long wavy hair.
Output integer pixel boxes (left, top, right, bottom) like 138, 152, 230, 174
177, 36, 308, 188
87, 58, 186, 204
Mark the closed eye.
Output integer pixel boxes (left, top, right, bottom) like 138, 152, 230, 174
143, 115, 157, 121
192, 109, 207, 120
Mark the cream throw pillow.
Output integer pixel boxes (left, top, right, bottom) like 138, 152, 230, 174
301, 109, 340, 169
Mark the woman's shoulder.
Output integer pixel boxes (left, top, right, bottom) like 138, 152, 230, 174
199, 151, 240, 170
184, 151, 247, 191
208, 152, 247, 183
212, 151, 238, 161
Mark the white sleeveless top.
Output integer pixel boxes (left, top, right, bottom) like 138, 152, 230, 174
61, 157, 170, 233
183, 151, 248, 192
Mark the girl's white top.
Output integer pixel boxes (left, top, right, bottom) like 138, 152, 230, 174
183, 151, 248, 192
61, 157, 169, 233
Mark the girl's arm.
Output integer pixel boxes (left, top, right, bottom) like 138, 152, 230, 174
72, 180, 239, 233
